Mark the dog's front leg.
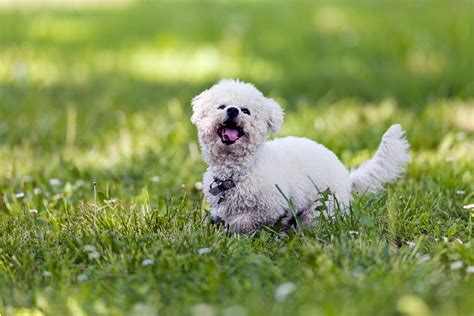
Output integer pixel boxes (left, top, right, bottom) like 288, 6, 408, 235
210, 214, 226, 228
226, 213, 261, 235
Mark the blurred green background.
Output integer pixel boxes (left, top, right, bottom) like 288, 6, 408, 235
0, 1, 473, 315
0, 0, 472, 189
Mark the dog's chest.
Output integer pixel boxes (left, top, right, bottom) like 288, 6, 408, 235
205, 173, 274, 215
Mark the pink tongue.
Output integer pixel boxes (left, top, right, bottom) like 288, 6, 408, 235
223, 127, 239, 141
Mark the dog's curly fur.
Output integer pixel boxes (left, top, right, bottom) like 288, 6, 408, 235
191, 79, 411, 234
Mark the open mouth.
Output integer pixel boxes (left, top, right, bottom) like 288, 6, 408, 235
217, 120, 245, 145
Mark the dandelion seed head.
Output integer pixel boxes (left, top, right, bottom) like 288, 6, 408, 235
150, 176, 161, 183
49, 178, 61, 186
15, 192, 25, 199
88, 251, 100, 259
142, 259, 154, 266
198, 247, 212, 255
275, 282, 296, 302
83, 245, 96, 252
77, 274, 88, 282
450, 261, 463, 270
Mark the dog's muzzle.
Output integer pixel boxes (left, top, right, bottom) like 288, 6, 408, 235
217, 119, 245, 145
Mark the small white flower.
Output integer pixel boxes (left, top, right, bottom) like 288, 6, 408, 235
223, 305, 246, 316
150, 176, 161, 183
15, 192, 25, 199
450, 261, 463, 270
348, 230, 359, 236
75, 180, 85, 187
456, 190, 465, 195
352, 267, 364, 278
455, 132, 465, 141
88, 251, 100, 259
406, 241, 416, 248
194, 182, 203, 191
23, 176, 32, 182
419, 254, 431, 262
43, 271, 52, 277
33, 188, 42, 195
466, 266, 474, 273
83, 245, 96, 252
77, 274, 88, 282
13, 62, 27, 81
191, 304, 214, 316
29, 209, 39, 215
142, 259, 154, 266
49, 178, 61, 186
442, 236, 449, 243
463, 204, 474, 210
275, 282, 296, 302
198, 247, 212, 255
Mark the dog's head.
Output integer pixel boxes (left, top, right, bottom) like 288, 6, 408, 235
191, 79, 284, 160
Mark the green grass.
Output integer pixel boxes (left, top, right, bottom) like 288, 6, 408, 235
0, 1, 473, 315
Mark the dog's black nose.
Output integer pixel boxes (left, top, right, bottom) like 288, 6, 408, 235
227, 107, 239, 118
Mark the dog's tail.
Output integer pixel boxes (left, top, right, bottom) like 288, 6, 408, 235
349, 124, 411, 194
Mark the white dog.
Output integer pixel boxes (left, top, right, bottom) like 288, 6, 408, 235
191, 79, 410, 234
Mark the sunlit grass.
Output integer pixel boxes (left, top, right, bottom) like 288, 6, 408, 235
314, 5, 356, 34
28, 16, 94, 43
0, 0, 134, 10
127, 45, 279, 83
0, 44, 278, 85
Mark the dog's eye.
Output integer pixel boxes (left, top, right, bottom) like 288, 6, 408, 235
241, 108, 251, 115
218, 105, 226, 110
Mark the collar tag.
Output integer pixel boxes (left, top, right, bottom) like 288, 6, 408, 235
209, 185, 223, 196
209, 177, 235, 196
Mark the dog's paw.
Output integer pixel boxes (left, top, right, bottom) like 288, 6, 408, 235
210, 215, 227, 228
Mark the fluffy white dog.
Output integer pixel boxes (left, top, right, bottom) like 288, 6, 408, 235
191, 79, 410, 234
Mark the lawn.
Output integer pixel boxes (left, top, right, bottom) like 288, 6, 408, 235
0, 1, 473, 315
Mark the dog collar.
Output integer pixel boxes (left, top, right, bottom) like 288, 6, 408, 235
209, 175, 236, 204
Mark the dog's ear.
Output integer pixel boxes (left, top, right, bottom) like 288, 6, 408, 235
190, 89, 208, 126
266, 98, 284, 134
